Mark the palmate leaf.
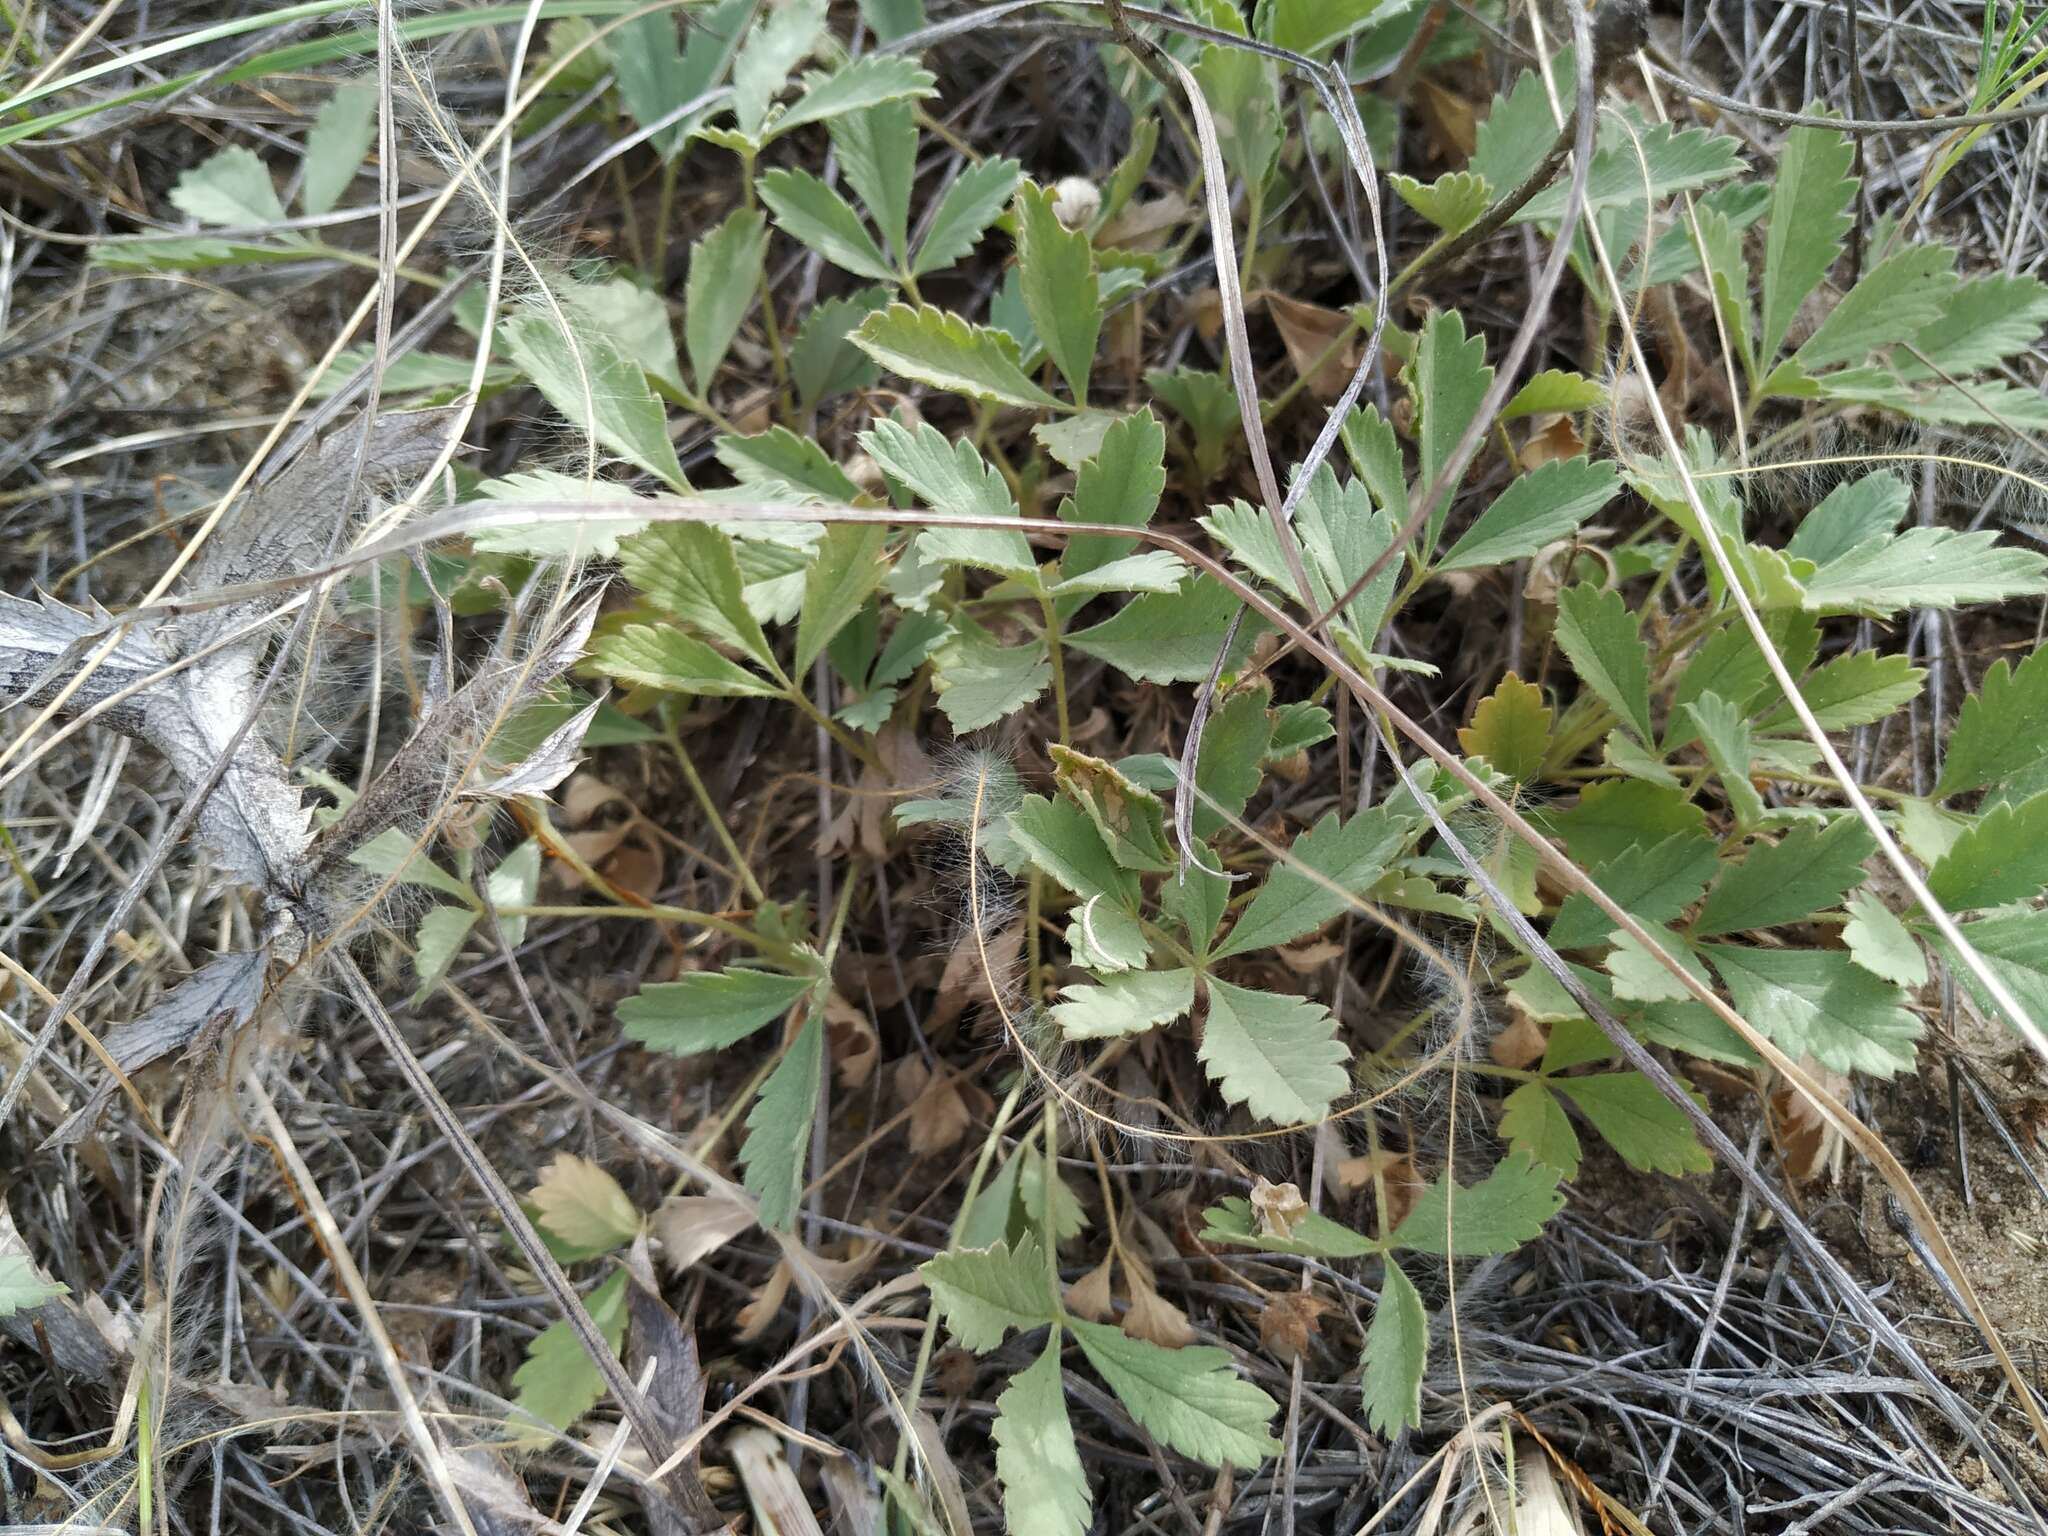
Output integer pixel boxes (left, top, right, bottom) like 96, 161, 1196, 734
931, 626, 1051, 731
1498, 1080, 1581, 1178
1359, 1258, 1428, 1437
1927, 792, 2048, 910
619, 966, 818, 1055
1756, 650, 1924, 733
1408, 310, 1493, 546
1516, 121, 1745, 222
1007, 794, 1140, 907
994, 1342, 1093, 1536
1701, 944, 1920, 1076
1844, 891, 1928, 988
852, 303, 1064, 410
1197, 979, 1349, 1125
920, 1237, 1057, 1352
742, 1009, 825, 1229
1937, 643, 2048, 798
1058, 408, 1167, 585
1759, 119, 1856, 364
828, 98, 917, 260
1069, 1320, 1281, 1470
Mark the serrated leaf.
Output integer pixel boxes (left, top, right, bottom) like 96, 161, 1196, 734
1015, 181, 1101, 401
827, 97, 917, 261
1554, 584, 1654, 744
1459, 673, 1551, 780
1389, 1152, 1563, 1256
301, 81, 376, 217
1052, 967, 1196, 1039
501, 311, 687, 490
1937, 643, 2048, 798
791, 285, 890, 404
1518, 123, 1745, 222
1390, 169, 1491, 235
1682, 690, 1765, 827
468, 469, 651, 559
1048, 550, 1187, 596
1469, 62, 1558, 201
797, 523, 891, 673
742, 1009, 824, 1229
1058, 407, 1167, 587
861, 417, 1036, 577
921, 1237, 1057, 1351
561, 275, 685, 399
1408, 309, 1493, 547
1216, 805, 1413, 958
1902, 272, 2048, 376
0, 1255, 65, 1318
1549, 779, 1711, 869
730, 0, 825, 139
685, 207, 767, 393
512, 1268, 630, 1431
170, 144, 290, 228
1551, 830, 1720, 950
1556, 1073, 1711, 1175
1757, 650, 1924, 732
1359, 1257, 1428, 1437
1189, 682, 1274, 837
1938, 909, 2048, 1037
619, 966, 817, 1055
1844, 891, 1927, 987
1800, 525, 2048, 617
1008, 794, 1140, 907
1498, 1081, 1581, 1179
913, 156, 1024, 276
1198, 978, 1349, 1126
1794, 244, 1957, 371
1069, 1319, 1281, 1469
1694, 816, 1875, 937
530, 1153, 642, 1255
591, 624, 779, 696
1701, 944, 1920, 1076
853, 303, 1064, 409
618, 523, 775, 668
1502, 368, 1605, 420
1066, 574, 1263, 684
602, 7, 704, 160
1052, 745, 1175, 872
931, 627, 1051, 730
995, 1341, 1092, 1536
1759, 120, 1856, 364
1785, 471, 1909, 566
1438, 456, 1621, 574
775, 55, 935, 139
1200, 1198, 1378, 1259
411, 905, 478, 1002
757, 165, 894, 280
1927, 792, 2048, 910
1606, 926, 1709, 1004
1257, 0, 1390, 55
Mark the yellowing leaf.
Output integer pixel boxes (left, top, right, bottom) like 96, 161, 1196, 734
1458, 673, 1551, 780
530, 1154, 641, 1255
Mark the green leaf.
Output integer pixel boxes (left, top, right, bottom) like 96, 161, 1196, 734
1069, 1320, 1281, 1470
861, 417, 1036, 577
1555, 1073, 1711, 1175
797, 524, 892, 673
501, 311, 687, 490
1701, 944, 1920, 1076
1150, 366, 1242, 480
859, 0, 926, 42
1389, 1152, 1564, 1256
913, 156, 1024, 276
1695, 816, 1875, 937
1458, 673, 1551, 781
1682, 691, 1764, 827
1067, 575, 1263, 685
1200, 1199, 1378, 1259
1498, 1081, 1581, 1179
1048, 550, 1187, 597
411, 905, 478, 1002
757, 165, 894, 280
1015, 180, 1101, 401
1390, 169, 1490, 236
619, 967, 817, 1055
1256, 0, 1389, 55
512, 1268, 630, 1432
1216, 806, 1413, 958
1759, 119, 1856, 364
730, 0, 825, 140
920, 1237, 1057, 1351
0, 1255, 65, 1318
301, 80, 376, 216
1517, 122, 1745, 222
1785, 471, 1909, 566
1554, 584, 1654, 744
1501, 368, 1606, 420
1843, 891, 1928, 988
1052, 746, 1175, 872
1437, 457, 1621, 574
685, 207, 767, 394
1902, 272, 2048, 376
1469, 61, 1559, 201
170, 144, 290, 228
742, 1008, 824, 1229
1794, 245, 1957, 371
776, 55, 935, 139
560, 275, 685, 399
853, 303, 1065, 410
1671, 613, 1822, 734
826, 98, 917, 259
1549, 779, 1709, 868
718, 424, 862, 502
1551, 830, 1720, 950
468, 469, 650, 559
994, 1341, 1093, 1536
1008, 795, 1140, 907
1927, 792, 2048, 910
1756, 651, 1924, 733
1408, 309, 1493, 546
590, 624, 779, 696
790, 285, 889, 405
618, 523, 775, 668
1798, 526, 2048, 617
1937, 909, 2048, 1036
931, 627, 1052, 731
1189, 682, 1275, 836
1937, 643, 2048, 798
603, 8, 702, 159
1198, 979, 1349, 1126
1359, 1258, 1428, 1437
1052, 967, 1196, 1040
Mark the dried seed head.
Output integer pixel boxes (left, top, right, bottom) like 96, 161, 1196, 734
1051, 176, 1101, 231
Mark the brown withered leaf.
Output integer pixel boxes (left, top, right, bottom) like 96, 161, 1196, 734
1263, 292, 1360, 402
925, 919, 1023, 1034
1250, 1177, 1310, 1241
825, 991, 879, 1089
1772, 1059, 1850, 1186
1258, 1291, 1331, 1364
894, 1056, 982, 1156
1065, 1253, 1116, 1322
1336, 1150, 1424, 1232
1519, 413, 1585, 471
650, 1194, 753, 1273
736, 1259, 794, 1340
1122, 1267, 1195, 1348
1490, 1013, 1549, 1070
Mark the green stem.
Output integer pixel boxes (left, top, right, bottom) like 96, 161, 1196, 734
666, 720, 766, 903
